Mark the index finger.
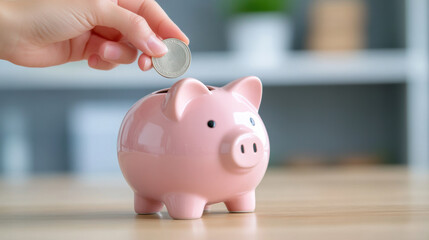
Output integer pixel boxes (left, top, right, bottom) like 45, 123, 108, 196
118, 0, 189, 44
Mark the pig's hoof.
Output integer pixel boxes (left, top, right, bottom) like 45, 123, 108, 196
134, 194, 163, 214
224, 191, 255, 213
164, 194, 206, 220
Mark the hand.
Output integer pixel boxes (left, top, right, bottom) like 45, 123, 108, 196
0, 0, 189, 71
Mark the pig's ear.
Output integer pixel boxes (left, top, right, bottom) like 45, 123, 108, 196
223, 76, 262, 111
162, 78, 211, 121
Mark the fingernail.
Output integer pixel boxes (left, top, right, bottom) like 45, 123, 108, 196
183, 35, 190, 44
103, 45, 121, 60
147, 36, 168, 56
143, 57, 152, 71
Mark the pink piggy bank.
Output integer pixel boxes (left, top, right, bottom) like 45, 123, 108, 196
117, 76, 270, 219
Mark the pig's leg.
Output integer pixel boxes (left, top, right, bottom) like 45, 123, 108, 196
163, 193, 206, 219
224, 191, 255, 213
134, 194, 163, 214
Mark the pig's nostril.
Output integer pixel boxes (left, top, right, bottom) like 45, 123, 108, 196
253, 143, 257, 152
241, 144, 245, 154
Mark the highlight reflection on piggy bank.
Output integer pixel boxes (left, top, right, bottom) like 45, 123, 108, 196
117, 76, 270, 219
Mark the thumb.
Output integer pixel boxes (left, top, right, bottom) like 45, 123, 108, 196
91, 0, 168, 57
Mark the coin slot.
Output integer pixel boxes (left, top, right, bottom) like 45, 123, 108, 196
153, 86, 216, 94
154, 86, 214, 94
154, 89, 169, 94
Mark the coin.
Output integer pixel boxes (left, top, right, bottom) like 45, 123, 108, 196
152, 38, 191, 78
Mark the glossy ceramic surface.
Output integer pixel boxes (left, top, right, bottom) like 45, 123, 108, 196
117, 76, 270, 219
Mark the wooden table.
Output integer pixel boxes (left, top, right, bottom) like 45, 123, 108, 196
1, 167, 428, 240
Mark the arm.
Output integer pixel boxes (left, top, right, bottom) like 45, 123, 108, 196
0, 1, 14, 61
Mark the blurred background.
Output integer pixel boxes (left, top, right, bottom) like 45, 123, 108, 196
0, 0, 428, 177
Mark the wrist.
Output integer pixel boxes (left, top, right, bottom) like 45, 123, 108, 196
0, 1, 15, 61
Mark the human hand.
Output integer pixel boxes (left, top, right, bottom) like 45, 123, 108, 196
0, 0, 189, 71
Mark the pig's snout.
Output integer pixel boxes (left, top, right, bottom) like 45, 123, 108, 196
221, 130, 264, 169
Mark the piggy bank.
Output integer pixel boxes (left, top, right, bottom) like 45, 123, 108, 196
117, 76, 269, 219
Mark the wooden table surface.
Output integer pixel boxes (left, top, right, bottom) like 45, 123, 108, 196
1, 167, 428, 240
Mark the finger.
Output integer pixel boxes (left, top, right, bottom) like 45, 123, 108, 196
83, 33, 136, 64
99, 41, 137, 64
138, 53, 152, 71
88, 54, 117, 70
138, 0, 189, 44
93, 26, 123, 41
93, 1, 168, 57
118, 0, 189, 44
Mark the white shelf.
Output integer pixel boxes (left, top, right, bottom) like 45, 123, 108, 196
0, 50, 406, 89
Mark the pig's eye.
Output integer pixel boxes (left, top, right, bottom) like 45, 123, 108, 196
250, 117, 255, 126
207, 120, 216, 128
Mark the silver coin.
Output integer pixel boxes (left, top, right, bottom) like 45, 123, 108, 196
152, 38, 191, 78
